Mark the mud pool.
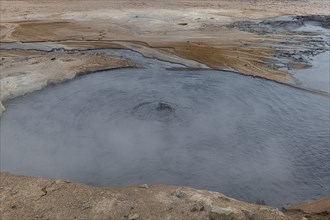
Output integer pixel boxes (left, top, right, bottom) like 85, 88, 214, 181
1, 49, 329, 207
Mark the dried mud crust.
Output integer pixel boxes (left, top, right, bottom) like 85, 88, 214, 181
4, 17, 328, 86
1, 172, 329, 220
154, 42, 290, 82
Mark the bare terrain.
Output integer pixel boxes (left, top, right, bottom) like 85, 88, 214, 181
1, 172, 329, 220
1, 0, 329, 82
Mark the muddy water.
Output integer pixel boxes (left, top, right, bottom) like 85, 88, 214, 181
291, 51, 330, 93
1, 50, 329, 207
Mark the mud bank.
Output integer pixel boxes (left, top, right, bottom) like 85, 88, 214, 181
1, 172, 329, 220
0, 49, 133, 115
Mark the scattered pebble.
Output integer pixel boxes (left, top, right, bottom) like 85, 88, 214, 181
190, 202, 204, 212
138, 184, 149, 189
128, 213, 139, 220
80, 202, 91, 210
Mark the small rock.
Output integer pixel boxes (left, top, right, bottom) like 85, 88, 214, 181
128, 213, 139, 220
138, 184, 149, 189
50, 57, 56, 61
273, 208, 285, 217
178, 23, 188, 26
218, 195, 231, 201
242, 210, 262, 220
301, 217, 308, 220
191, 202, 204, 212
175, 191, 186, 199
209, 206, 236, 220
168, 205, 174, 211
11, 205, 17, 209
80, 202, 91, 210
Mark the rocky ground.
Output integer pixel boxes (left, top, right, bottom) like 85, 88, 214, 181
0, 0, 329, 219
1, 172, 329, 220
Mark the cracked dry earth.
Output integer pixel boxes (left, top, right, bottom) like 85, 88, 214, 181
2, 172, 329, 220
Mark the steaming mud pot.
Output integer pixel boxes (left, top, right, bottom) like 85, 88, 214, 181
1, 50, 329, 207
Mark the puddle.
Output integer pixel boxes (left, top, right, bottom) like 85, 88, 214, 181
1, 51, 329, 207
0, 42, 61, 51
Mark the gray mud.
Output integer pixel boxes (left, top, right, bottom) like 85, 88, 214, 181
231, 15, 330, 93
230, 15, 330, 34
1, 49, 329, 207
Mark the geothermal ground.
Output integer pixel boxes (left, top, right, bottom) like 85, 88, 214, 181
0, 0, 329, 219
